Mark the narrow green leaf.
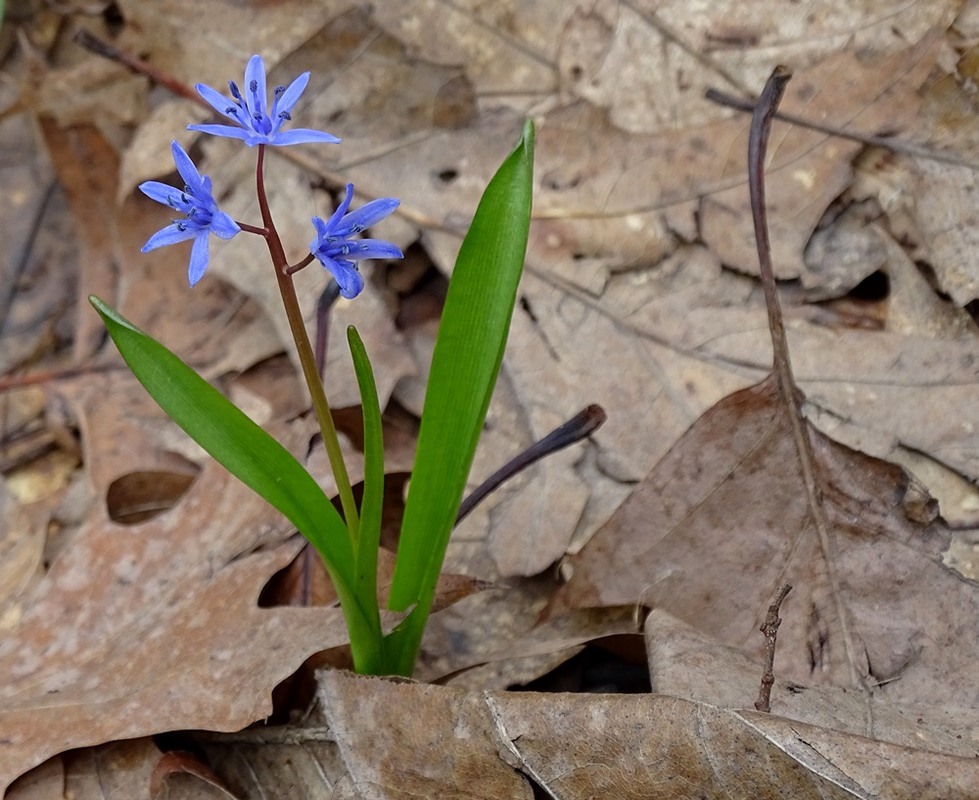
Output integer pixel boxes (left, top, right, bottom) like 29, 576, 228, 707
91, 295, 351, 569
90, 296, 385, 669
347, 326, 384, 627
386, 120, 534, 673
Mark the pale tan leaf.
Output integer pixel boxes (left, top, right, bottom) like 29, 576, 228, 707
316, 670, 979, 799
645, 609, 979, 759
549, 374, 979, 711
0, 451, 354, 792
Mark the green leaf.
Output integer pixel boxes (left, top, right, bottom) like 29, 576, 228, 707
347, 326, 384, 629
89, 296, 384, 668
385, 119, 535, 674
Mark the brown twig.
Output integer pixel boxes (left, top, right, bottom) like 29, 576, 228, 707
0, 362, 124, 393
748, 67, 866, 691
707, 87, 979, 171
754, 583, 792, 712
73, 29, 203, 105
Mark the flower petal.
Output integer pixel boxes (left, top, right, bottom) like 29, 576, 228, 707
340, 198, 400, 234
311, 216, 331, 241
323, 184, 355, 232
319, 257, 364, 299
275, 71, 310, 116
244, 55, 267, 120
345, 239, 404, 261
139, 180, 182, 208
210, 210, 241, 240
195, 83, 241, 122
187, 123, 252, 142
268, 128, 342, 146
170, 142, 204, 194
187, 232, 211, 286
141, 223, 197, 252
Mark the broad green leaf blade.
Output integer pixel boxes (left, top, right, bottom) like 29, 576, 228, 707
91, 295, 352, 573
89, 296, 385, 670
386, 120, 534, 673
347, 326, 384, 620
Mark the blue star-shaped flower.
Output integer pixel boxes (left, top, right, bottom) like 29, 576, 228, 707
139, 141, 241, 287
188, 55, 340, 147
311, 184, 402, 299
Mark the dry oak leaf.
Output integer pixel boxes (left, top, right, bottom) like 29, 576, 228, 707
645, 608, 979, 759
0, 457, 356, 793
699, 32, 940, 284
5, 738, 164, 800
317, 669, 979, 799
547, 373, 979, 709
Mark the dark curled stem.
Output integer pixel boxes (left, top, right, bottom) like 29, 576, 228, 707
748, 65, 795, 399
314, 282, 341, 378
455, 405, 607, 526
755, 582, 792, 712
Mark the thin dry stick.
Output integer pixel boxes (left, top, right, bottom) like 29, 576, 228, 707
748, 67, 867, 692
755, 583, 792, 712
707, 87, 979, 171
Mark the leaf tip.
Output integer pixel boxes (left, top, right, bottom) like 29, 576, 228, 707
521, 118, 535, 152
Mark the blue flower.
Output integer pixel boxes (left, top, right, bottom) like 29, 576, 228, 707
139, 141, 241, 287
188, 55, 340, 147
311, 184, 402, 299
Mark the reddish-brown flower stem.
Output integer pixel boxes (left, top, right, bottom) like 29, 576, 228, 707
254, 145, 360, 539
236, 222, 269, 236
285, 253, 316, 275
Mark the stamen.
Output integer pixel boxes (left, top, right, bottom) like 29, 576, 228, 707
274, 86, 286, 95
229, 81, 243, 100
249, 79, 258, 93
278, 111, 292, 121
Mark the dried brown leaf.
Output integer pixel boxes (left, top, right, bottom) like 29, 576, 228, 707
700, 35, 940, 283
549, 374, 979, 709
0, 451, 355, 792
316, 670, 979, 799
898, 42, 979, 305
7, 739, 163, 800
645, 609, 979, 759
